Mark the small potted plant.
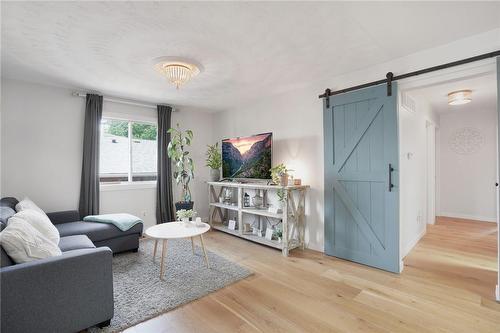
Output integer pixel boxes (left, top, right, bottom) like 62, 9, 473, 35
167, 124, 194, 211
270, 163, 293, 186
277, 188, 286, 211
176, 209, 196, 227
273, 229, 283, 243
206, 142, 222, 181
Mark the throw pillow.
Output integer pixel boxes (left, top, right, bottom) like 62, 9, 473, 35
0, 217, 62, 264
15, 197, 46, 215
14, 209, 60, 245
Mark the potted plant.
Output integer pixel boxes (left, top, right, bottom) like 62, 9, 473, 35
277, 188, 286, 210
176, 209, 196, 227
167, 124, 195, 211
273, 229, 283, 243
205, 142, 222, 181
270, 163, 293, 186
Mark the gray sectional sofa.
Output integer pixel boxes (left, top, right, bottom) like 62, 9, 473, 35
0, 197, 144, 333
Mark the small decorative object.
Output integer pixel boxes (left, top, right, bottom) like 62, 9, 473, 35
243, 193, 250, 207
287, 175, 294, 186
195, 217, 204, 227
243, 223, 252, 233
273, 229, 283, 243
168, 124, 194, 209
228, 219, 237, 230
268, 205, 281, 214
294, 178, 302, 186
176, 209, 196, 227
270, 163, 293, 186
252, 192, 263, 208
205, 142, 222, 181
223, 188, 233, 204
219, 196, 224, 203
265, 228, 274, 241
277, 188, 286, 209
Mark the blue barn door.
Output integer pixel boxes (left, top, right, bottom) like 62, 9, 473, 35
324, 83, 400, 273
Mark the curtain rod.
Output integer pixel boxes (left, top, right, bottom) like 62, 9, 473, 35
319, 50, 500, 99
72, 92, 175, 111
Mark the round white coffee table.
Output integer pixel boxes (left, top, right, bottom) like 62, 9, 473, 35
145, 222, 211, 280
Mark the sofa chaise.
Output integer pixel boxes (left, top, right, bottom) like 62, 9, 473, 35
0, 197, 144, 332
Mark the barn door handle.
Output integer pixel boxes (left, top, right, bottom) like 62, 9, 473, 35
388, 164, 394, 192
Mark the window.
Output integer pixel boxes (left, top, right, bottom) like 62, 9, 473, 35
100, 118, 158, 183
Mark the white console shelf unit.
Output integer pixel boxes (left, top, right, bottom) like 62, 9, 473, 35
207, 181, 308, 256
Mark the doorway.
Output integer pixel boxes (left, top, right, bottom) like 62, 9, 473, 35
399, 60, 499, 300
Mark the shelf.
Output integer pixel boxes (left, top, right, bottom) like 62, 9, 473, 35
209, 202, 239, 211
241, 208, 283, 219
207, 181, 309, 190
211, 223, 283, 250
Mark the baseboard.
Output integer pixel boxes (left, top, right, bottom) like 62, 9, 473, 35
438, 212, 497, 223
402, 228, 427, 259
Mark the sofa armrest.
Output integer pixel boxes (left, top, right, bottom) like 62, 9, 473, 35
0, 247, 114, 333
46, 210, 81, 224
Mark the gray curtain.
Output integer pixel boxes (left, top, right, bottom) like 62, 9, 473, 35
78, 94, 103, 217
156, 105, 175, 224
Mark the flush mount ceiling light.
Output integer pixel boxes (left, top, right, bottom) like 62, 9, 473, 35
448, 90, 472, 106
153, 57, 203, 90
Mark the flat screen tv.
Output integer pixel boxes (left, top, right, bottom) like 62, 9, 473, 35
222, 132, 272, 180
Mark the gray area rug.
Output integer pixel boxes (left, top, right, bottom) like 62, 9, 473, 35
89, 238, 252, 333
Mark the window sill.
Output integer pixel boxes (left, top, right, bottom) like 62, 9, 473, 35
100, 181, 157, 192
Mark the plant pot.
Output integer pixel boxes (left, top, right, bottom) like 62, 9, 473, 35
175, 201, 194, 212
279, 174, 289, 186
210, 169, 220, 182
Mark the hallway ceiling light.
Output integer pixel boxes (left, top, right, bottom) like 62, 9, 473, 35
153, 57, 202, 90
447, 90, 472, 105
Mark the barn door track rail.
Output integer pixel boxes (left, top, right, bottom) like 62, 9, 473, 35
319, 50, 500, 108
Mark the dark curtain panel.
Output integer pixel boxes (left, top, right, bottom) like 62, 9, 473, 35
156, 105, 175, 224
78, 94, 103, 217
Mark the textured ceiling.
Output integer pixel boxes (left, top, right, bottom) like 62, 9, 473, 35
2, 2, 500, 111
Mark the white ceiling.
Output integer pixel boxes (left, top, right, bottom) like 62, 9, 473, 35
410, 73, 497, 113
2, 2, 500, 111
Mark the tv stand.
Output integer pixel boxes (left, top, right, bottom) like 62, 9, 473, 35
207, 181, 309, 256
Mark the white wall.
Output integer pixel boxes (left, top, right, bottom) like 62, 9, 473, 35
398, 94, 438, 258
212, 86, 324, 251
438, 106, 497, 222
1, 79, 214, 230
1, 79, 85, 212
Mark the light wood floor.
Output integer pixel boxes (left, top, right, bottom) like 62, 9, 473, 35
124, 217, 499, 333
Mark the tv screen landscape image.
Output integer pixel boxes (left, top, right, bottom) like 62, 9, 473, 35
222, 133, 272, 179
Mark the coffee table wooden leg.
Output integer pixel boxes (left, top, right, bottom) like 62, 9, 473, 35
160, 240, 168, 280
199, 234, 209, 268
153, 239, 158, 262
191, 237, 195, 254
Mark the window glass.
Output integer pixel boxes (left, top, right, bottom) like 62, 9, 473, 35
100, 119, 130, 183
131, 122, 157, 182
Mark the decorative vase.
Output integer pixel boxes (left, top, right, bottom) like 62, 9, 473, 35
252, 193, 263, 208
279, 174, 289, 186
210, 168, 220, 182
182, 217, 191, 227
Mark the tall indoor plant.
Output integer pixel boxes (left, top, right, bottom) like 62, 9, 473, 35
206, 142, 222, 181
167, 124, 195, 210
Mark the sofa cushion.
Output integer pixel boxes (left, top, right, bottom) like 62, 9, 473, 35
0, 207, 16, 227
13, 209, 60, 245
0, 217, 61, 264
15, 197, 45, 215
56, 221, 143, 242
0, 197, 19, 210
58, 235, 96, 252
1, 246, 14, 267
